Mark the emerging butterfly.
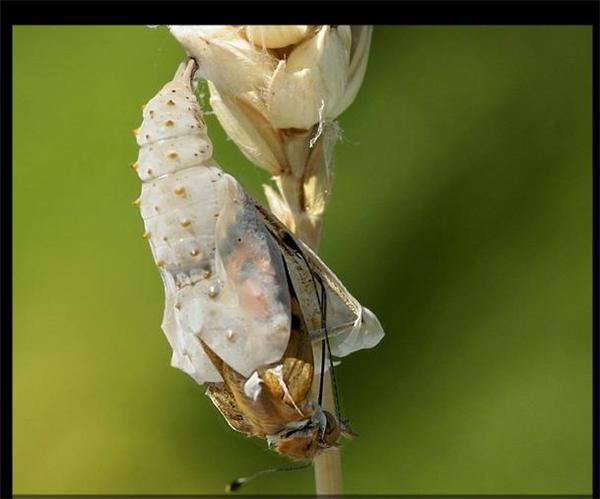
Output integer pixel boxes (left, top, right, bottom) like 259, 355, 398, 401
132, 59, 384, 462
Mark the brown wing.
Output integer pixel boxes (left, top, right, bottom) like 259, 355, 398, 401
205, 382, 256, 435
199, 337, 303, 437
199, 262, 315, 437
260, 289, 314, 410
255, 202, 384, 357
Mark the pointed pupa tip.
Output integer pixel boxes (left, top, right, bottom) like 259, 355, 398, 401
174, 58, 197, 86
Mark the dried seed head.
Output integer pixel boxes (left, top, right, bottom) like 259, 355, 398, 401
266, 26, 353, 129
207, 81, 286, 174
168, 25, 372, 174
169, 25, 274, 97
168, 25, 371, 249
244, 25, 312, 49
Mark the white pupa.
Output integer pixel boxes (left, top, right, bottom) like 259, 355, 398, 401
133, 60, 384, 385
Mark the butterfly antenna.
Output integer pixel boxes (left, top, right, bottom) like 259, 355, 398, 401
324, 311, 344, 424
300, 252, 348, 427
314, 274, 345, 425
316, 278, 327, 407
226, 462, 311, 493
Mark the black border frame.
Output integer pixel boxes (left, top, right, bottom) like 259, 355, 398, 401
1, 1, 597, 498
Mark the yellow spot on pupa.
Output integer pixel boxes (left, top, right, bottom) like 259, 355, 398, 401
132, 128, 140, 136
167, 152, 179, 160
167, 99, 176, 106
130, 162, 139, 170
190, 249, 200, 257
132, 198, 141, 207
156, 260, 166, 268
174, 186, 187, 197
165, 119, 175, 127
180, 219, 191, 228
142, 231, 151, 240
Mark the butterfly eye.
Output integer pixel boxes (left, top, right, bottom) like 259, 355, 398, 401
281, 419, 311, 439
283, 428, 298, 438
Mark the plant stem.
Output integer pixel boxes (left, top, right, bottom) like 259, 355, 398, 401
312, 372, 343, 495
269, 172, 343, 496
276, 172, 322, 252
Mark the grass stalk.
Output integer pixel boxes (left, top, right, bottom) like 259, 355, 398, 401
269, 168, 343, 496
312, 372, 343, 495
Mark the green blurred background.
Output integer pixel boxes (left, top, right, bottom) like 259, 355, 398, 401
12, 26, 592, 495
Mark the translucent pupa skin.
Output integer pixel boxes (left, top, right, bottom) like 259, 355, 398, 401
134, 61, 291, 383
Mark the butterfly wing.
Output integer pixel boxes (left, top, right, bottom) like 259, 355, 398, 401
297, 240, 385, 357
200, 338, 304, 437
258, 286, 315, 413
201, 283, 315, 437
255, 202, 385, 358
205, 382, 256, 435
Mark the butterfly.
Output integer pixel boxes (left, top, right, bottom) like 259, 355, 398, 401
133, 59, 384, 461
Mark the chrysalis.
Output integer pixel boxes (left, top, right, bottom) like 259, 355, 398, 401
133, 60, 384, 461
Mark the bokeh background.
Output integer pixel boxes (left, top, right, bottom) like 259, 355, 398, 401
12, 26, 592, 495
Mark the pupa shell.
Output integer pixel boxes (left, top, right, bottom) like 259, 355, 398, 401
134, 60, 384, 386
134, 60, 291, 382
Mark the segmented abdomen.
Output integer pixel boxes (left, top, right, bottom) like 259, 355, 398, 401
134, 63, 222, 277
133, 62, 292, 386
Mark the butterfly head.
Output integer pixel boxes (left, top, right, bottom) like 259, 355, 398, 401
267, 408, 340, 460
